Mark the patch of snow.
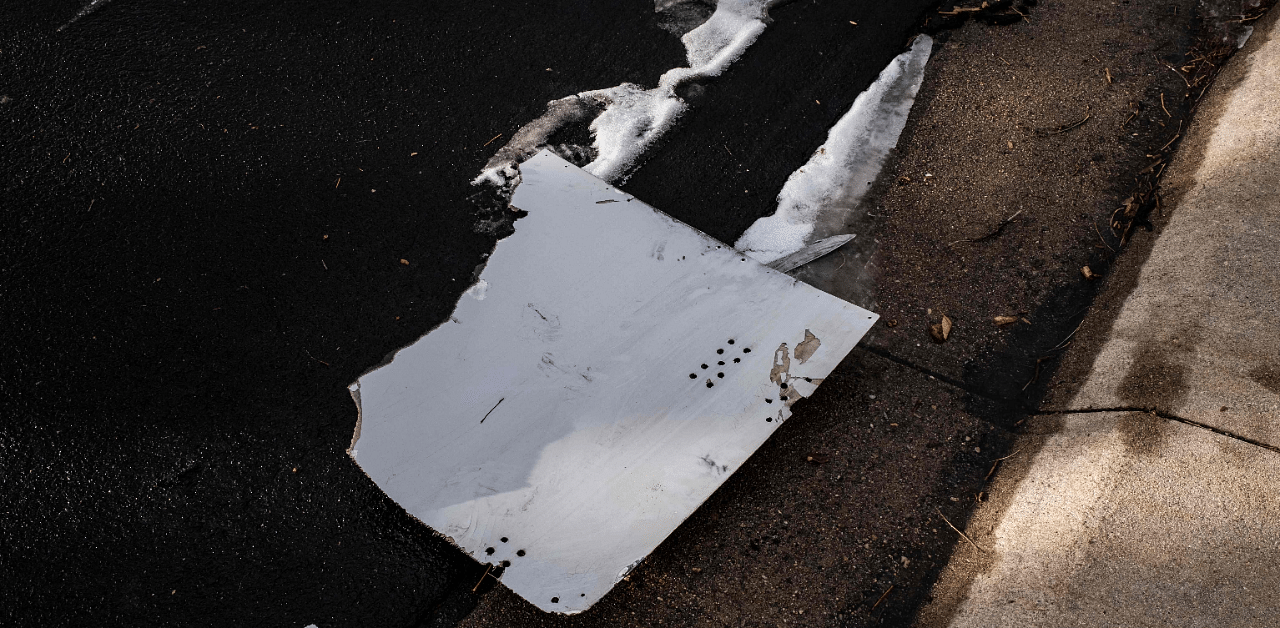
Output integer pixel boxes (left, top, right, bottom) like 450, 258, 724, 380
735, 36, 933, 264
581, 84, 687, 183
473, 0, 783, 190
673, 0, 774, 77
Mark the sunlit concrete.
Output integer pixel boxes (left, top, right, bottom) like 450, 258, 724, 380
937, 411, 1280, 628
922, 11, 1280, 627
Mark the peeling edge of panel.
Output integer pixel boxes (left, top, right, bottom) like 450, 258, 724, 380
347, 382, 363, 456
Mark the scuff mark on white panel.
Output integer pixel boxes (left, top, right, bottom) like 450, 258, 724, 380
350, 150, 877, 614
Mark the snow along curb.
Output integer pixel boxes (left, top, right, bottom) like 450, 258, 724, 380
735, 35, 933, 263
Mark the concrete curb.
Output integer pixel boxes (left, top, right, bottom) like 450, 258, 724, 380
920, 7, 1280, 627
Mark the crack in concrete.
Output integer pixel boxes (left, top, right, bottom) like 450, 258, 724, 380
1032, 407, 1280, 455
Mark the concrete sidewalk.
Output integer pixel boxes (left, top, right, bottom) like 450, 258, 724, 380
919, 9, 1280, 628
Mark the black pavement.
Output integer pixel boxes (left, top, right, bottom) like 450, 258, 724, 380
2, 1, 936, 626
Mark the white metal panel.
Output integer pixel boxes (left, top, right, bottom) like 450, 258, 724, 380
348, 150, 877, 613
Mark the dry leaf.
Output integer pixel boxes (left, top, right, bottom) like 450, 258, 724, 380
930, 315, 953, 343
994, 315, 1020, 326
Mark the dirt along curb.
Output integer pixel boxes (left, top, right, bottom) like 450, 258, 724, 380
916, 6, 1280, 623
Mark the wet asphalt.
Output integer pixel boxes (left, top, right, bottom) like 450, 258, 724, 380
1, 1, 940, 627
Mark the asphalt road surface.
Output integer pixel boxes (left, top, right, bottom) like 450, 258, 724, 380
2, 1, 939, 626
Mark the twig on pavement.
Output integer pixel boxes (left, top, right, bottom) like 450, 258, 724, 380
986, 449, 1022, 480
954, 210, 1022, 244
304, 349, 330, 367
1033, 111, 1091, 136
936, 507, 985, 552
990, 449, 1023, 462
1052, 318, 1087, 350
871, 584, 895, 610
1022, 355, 1054, 391
1095, 221, 1115, 252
